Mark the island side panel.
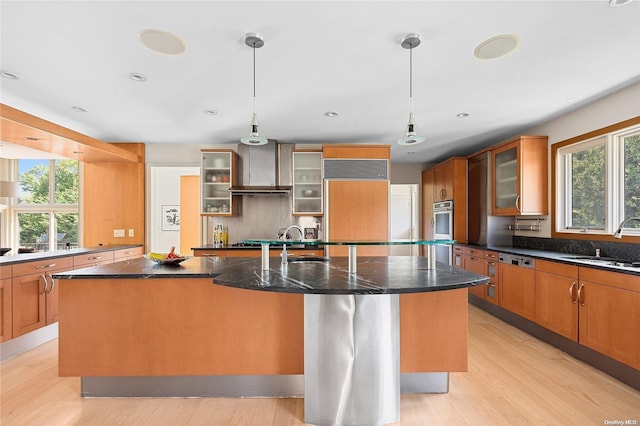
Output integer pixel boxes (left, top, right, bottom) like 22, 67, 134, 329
58, 278, 304, 376
399, 288, 468, 372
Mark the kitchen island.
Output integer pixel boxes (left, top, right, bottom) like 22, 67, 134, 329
54, 254, 488, 425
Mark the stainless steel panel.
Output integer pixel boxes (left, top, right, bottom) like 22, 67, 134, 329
304, 294, 400, 426
323, 159, 388, 179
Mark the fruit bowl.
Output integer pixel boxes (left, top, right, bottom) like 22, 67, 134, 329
144, 254, 192, 265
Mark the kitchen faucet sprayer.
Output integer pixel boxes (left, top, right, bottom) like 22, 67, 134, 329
281, 225, 303, 241
613, 217, 640, 238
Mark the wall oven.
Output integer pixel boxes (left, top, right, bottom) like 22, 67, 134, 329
433, 201, 453, 265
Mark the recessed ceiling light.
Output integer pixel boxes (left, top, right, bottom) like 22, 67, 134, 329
140, 29, 186, 55
203, 109, 218, 116
456, 113, 470, 118
325, 111, 339, 117
129, 72, 147, 82
72, 106, 87, 113
609, 0, 634, 6
474, 34, 521, 60
1, 70, 19, 79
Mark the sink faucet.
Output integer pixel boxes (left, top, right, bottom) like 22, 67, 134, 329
613, 217, 640, 239
281, 224, 303, 241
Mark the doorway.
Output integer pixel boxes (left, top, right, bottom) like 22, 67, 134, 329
389, 184, 419, 256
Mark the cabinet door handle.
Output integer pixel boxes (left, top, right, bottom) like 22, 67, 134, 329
515, 195, 521, 211
441, 188, 446, 200
201, 254, 218, 257
431, 218, 434, 227
88, 256, 102, 261
36, 263, 56, 269
577, 283, 585, 306
46, 273, 55, 294
569, 282, 577, 303
40, 274, 48, 294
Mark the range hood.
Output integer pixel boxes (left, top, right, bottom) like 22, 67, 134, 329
229, 142, 293, 195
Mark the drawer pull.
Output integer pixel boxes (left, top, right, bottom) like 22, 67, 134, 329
35, 263, 56, 269
569, 282, 577, 304
88, 256, 102, 261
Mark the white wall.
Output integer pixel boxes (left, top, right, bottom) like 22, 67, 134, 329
518, 81, 640, 238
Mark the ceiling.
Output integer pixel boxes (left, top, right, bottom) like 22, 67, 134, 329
1, 1, 639, 164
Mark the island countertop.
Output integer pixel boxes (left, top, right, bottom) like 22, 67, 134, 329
52, 256, 488, 294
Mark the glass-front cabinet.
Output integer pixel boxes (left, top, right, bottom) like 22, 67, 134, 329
201, 149, 237, 216
292, 151, 323, 215
491, 136, 548, 216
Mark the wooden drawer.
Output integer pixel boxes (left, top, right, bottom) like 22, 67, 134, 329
113, 246, 144, 261
536, 259, 578, 278
485, 251, 499, 261
12, 257, 74, 277
0, 264, 11, 279
463, 247, 485, 257
579, 267, 640, 292
74, 251, 114, 268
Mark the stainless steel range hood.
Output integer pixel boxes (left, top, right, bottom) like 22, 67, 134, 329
229, 142, 293, 195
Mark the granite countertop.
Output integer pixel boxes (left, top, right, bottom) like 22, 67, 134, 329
0, 244, 143, 266
51, 256, 488, 295
458, 243, 640, 276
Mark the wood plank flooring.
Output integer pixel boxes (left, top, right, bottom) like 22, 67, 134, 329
2, 305, 639, 425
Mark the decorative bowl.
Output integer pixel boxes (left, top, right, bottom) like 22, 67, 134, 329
0, 248, 11, 256
144, 254, 192, 266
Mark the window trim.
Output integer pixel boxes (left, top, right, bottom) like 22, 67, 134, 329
552, 115, 640, 242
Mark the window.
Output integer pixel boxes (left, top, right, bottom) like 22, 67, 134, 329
556, 124, 640, 236
13, 159, 79, 251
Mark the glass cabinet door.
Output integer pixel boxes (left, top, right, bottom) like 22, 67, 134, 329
292, 151, 323, 215
201, 150, 236, 215
493, 144, 518, 211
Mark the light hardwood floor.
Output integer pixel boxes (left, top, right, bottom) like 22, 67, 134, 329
1, 305, 639, 425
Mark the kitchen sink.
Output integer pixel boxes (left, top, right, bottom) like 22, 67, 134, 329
560, 255, 640, 268
287, 256, 330, 263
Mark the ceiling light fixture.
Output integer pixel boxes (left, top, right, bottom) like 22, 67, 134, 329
325, 111, 339, 117
474, 34, 520, 60
129, 72, 147, 82
0, 70, 19, 80
240, 33, 268, 146
398, 33, 426, 146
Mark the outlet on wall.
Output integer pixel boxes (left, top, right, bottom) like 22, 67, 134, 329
114, 229, 125, 238
128, 229, 134, 237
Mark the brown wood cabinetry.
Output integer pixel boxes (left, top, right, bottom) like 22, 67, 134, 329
1, 265, 12, 342
433, 160, 453, 201
322, 144, 390, 159
73, 252, 114, 269
499, 261, 535, 320
491, 136, 548, 216
484, 251, 499, 305
423, 158, 467, 243
462, 248, 486, 299
578, 268, 640, 369
113, 246, 144, 262
11, 257, 73, 337
534, 260, 579, 341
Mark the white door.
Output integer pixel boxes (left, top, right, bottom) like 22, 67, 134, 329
389, 184, 418, 256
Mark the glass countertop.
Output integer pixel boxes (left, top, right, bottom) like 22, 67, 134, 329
243, 239, 456, 246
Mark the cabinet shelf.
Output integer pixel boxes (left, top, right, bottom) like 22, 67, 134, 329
201, 150, 237, 215
293, 151, 323, 215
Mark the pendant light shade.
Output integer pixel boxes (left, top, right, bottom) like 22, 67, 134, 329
397, 33, 426, 146
240, 33, 268, 146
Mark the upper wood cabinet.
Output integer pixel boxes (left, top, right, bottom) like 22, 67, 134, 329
322, 144, 390, 159
201, 149, 238, 216
433, 160, 454, 201
491, 136, 548, 216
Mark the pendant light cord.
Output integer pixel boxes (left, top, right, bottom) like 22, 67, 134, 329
409, 42, 414, 113
252, 42, 257, 113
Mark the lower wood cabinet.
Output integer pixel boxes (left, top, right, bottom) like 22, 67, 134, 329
1, 265, 12, 342
113, 246, 144, 262
578, 268, 640, 370
11, 257, 73, 337
534, 260, 579, 341
499, 262, 535, 320
462, 249, 486, 299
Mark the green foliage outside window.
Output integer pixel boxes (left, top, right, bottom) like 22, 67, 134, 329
571, 144, 605, 229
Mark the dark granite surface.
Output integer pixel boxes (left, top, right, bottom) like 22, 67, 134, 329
460, 240, 640, 276
211, 256, 487, 295
53, 256, 219, 279
51, 256, 489, 295
0, 244, 143, 266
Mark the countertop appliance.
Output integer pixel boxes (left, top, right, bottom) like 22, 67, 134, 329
499, 252, 535, 268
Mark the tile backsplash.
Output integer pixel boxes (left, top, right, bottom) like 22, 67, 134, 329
513, 236, 640, 261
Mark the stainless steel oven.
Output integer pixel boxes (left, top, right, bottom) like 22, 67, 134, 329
433, 201, 453, 265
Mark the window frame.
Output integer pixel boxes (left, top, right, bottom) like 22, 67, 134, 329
552, 116, 640, 242
10, 159, 80, 251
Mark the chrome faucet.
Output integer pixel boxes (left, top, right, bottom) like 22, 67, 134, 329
613, 217, 640, 239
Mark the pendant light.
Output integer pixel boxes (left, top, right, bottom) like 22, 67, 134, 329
240, 33, 268, 146
397, 33, 426, 146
